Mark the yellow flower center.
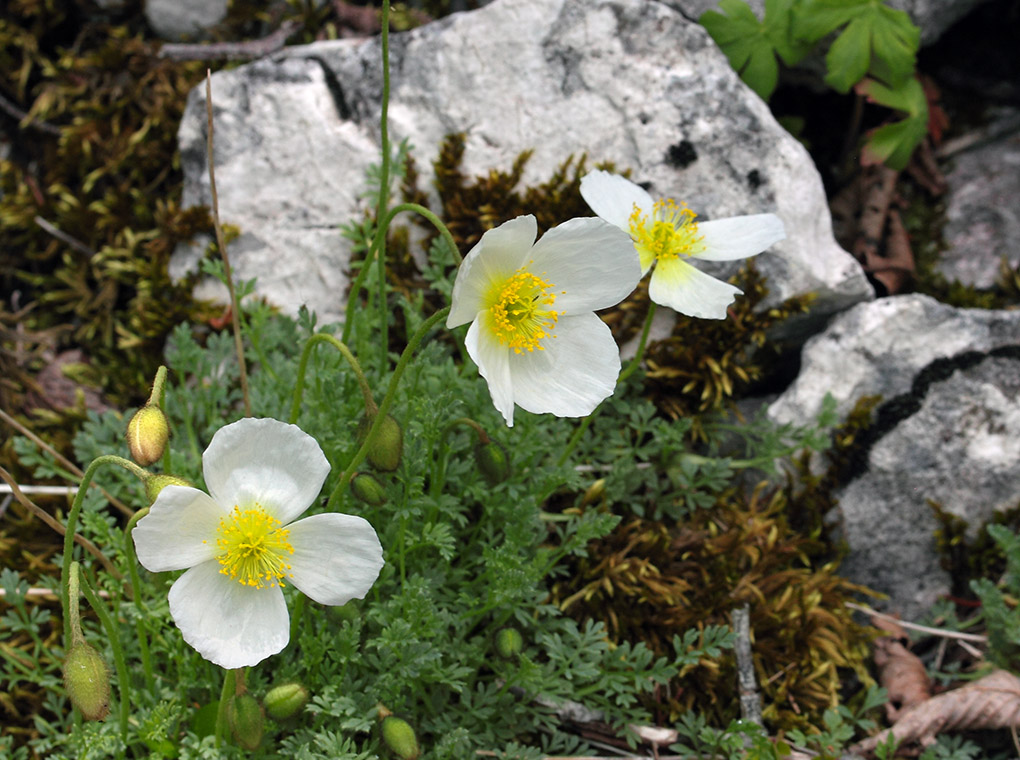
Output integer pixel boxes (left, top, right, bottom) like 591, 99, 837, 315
214, 505, 294, 589
488, 266, 562, 354
628, 199, 704, 261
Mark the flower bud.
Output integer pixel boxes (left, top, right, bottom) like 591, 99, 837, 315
494, 627, 524, 660
126, 404, 169, 467
263, 682, 310, 721
62, 641, 110, 721
474, 440, 511, 486
350, 473, 387, 506
380, 715, 420, 760
144, 474, 192, 504
357, 413, 403, 472
226, 693, 264, 750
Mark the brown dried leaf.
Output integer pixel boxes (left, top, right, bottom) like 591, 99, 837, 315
873, 636, 931, 721
854, 670, 1020, 752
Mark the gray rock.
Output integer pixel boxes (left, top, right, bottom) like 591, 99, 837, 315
768, 294, 1020, 617
768, 293, 1020, 425
145, 0, 229, 41
836, 352, 1020, 618
671, 0, 991, 46
172, 0, 870, 327
940, 119, 1020, 288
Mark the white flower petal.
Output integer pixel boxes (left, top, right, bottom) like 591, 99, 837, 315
465, 313, 516, 426
508, 312, 621, 418
580, 170, 655, 231
203, 418, 329, 525
528, 217, 641, 312
133, 485, 226, 572
285, 513, 384, 605
648, 258, 742, 319
694, 214, 785, 261
448, 215, 537, 328
167, 561, 289, 669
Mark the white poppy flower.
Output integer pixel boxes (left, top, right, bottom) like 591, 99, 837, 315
447, 215, 641, 427
132, 417, 384, 669
580, 170, 786, 320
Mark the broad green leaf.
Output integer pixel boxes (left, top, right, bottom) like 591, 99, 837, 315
741, 41, 781, 99
824, 17, 871, 92
794, 0, 856, 42
764, 0, 813, 65
799, 0, 920, 90
700, 0, 780, 99
861, 115, 926, 169
857, 76, 926, 117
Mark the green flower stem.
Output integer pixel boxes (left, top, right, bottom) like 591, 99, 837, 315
214, 668, 237, 747
429, 417, 488, 500
61, 455, 149, 647
555, 302, 658, 469
148, 365, 167, 406
153, 365, 172, 474
75, 563, 131, 741
326, 306, 451, 511
373, 0, 393, 374
384, 202, 462, 266
289, 333, 376, 424
123, 507, 154, 690
206, 73, 251, 418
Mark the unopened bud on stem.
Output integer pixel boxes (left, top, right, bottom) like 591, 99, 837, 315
63, 641, 111, 721
126, 404, 169, 467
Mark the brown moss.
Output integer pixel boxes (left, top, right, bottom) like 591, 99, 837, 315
551, 486, 877, 731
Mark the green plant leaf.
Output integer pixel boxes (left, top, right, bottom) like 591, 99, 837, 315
857, 76, 928, 169
824, 17, 871, 92
700, 0, 779, 99
764, 0, 814, 65
800, 0, 919, 91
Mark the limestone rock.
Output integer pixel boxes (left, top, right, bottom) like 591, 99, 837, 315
940, 116, 1020, 288
768, 293, 1020, 425
172, 0, 870, 327
836, 351, 1020, 618
768, 294, 1020, 617
145, 0, 229, 41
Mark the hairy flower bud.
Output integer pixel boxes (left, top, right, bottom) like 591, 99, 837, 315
227, 693, 264, 750
474, 440, 511, 486
350, 473, 387, 506
380, 715, 420, 760
62, 641, 110, 721
263, 682, 309, 721
126, 404, 169, 467
144, 474, 192, 504
357, 413, 403, 472
494, 627, 524, 660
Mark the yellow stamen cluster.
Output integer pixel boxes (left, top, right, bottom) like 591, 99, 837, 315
629, 199, 703, 261
215, 505, 294, 589
489, 267, 562, 354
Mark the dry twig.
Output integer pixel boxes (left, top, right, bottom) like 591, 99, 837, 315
159, 20, 302, 60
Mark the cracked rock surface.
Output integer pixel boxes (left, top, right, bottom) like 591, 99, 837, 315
172, 0, 869, 326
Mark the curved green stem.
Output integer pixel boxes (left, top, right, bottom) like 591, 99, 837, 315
555, 303, 658, 469
429, 417, 488, 500
124, 507, 154, 690
61, 455, 148, 647
384, 202, 462, 266
76, 564, 131, 741
290, 333, 377, 424
373, 0, 393, 373
327, 306, 451, 511
214, 668, 237, 747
